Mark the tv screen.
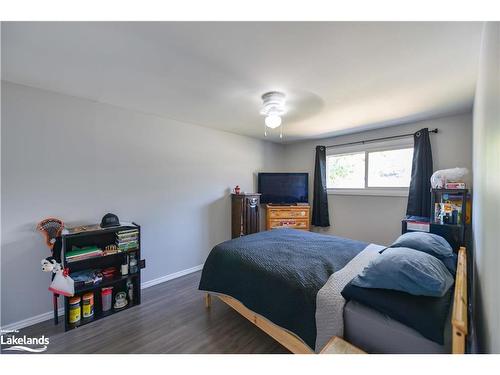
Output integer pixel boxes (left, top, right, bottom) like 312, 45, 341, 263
258, 173, 309, 204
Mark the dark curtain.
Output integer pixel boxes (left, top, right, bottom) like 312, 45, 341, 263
312, 145, 330, 227
406, 128, 433, 218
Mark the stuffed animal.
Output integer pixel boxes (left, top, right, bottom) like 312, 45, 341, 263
41, 257, 58, 272
41, 257, 74, 297
430, 168, 468, 189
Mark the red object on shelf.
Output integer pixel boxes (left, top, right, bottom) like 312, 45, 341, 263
234, 185, 241, 194
101, 267, 119, 279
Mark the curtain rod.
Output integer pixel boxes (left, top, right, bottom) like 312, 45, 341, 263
325, 128, 438, 149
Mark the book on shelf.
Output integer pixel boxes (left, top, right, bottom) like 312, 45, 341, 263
403, 216, 430, 232
66, 252, 103, 263
444, 182, 466, 189
406, 221, 430, 232
116, 229, 139, 251
116, 242, 138, 251
66, 245, 104, 262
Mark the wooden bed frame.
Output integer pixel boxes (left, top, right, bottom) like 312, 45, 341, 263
204, 246, 468, 354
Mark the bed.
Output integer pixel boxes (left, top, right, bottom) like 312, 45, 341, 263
198, 228, 467, 354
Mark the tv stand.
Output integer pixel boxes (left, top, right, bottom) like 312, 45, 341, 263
265, 204, 310, 231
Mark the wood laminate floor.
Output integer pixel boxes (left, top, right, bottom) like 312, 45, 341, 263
3, 271, 289, 354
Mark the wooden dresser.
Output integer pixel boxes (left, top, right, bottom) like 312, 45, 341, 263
231, 193, 261, 239
265, 204, 310, 231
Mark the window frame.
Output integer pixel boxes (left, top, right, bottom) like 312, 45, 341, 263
326, 137, 414, 197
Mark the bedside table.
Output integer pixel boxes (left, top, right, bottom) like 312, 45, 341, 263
319, 336, 366, 354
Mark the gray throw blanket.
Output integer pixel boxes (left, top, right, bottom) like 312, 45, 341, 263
315, 243, 384, 351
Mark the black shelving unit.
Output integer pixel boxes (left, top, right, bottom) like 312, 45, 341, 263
430, 189, 469, 249
61, 222, 145, 331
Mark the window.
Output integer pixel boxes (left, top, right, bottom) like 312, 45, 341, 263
326, 139, 414, 196
367, 148, 413, 188
327, 152, 365, 189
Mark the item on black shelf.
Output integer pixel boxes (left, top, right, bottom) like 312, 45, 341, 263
82, 292, 94, 319
234, 185, 241, 194
121, 256, 129, 276
404, 215, 430, 232
71, 269, 102, 288
116, 229, 139, 251
445, 182, 466, 189
101, 267, 118, 280
129, 253, 138, 274
434, 194, 464, 225
68, 296, 81, 324
443, 212, 451, 224
126, 279, 134, 302
66, 246, 103, 263
100, 213, 120, 228
104, 244, 119, 255
101, 287, 113, 312
65, 224, 101, 234
430, 168, 468, 189
114, 292, 128, 310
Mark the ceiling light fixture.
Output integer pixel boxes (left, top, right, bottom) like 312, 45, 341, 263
260, 91, 286, 138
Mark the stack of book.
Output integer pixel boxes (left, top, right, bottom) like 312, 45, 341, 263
66, 246, 103, 263
116, 229, 139, 251
404, 215, 430, 232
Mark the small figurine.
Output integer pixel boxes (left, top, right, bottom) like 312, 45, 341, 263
234, 185, 241, 194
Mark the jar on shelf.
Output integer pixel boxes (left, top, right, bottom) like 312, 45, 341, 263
129, 253, 138, 274
68, 296, 81, 324
82, 292, 94, 319
101, 287, 113, 312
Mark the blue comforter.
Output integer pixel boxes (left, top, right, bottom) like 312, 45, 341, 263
198, 229, 368, 350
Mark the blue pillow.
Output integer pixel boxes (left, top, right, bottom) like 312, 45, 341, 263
389, 232, 457, 274
351, 247, 454, 297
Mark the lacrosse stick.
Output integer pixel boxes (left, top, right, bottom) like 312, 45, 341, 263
36, 217, 64, 251
37, 217, 65, 325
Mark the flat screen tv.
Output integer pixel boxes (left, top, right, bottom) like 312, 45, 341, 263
258, 173, 309, 204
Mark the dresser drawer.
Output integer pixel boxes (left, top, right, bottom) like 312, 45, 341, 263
269, 219, 309, 230
268, 209, 309, 219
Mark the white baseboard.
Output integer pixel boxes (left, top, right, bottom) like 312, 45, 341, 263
1, 308, 65, 332
1, 264, 204, 332
140, 264, 203, 289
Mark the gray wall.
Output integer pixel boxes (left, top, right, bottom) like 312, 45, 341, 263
472, 22, 500, 354
0, 81, 475, 329
282, 113, 473, 245
0, 81, 284, 327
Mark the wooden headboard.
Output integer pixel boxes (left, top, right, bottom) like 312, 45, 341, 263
451, 246, 468, 354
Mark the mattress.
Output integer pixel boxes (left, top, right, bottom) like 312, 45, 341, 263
343, 300, 451, 354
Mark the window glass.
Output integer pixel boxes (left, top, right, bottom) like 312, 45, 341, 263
367, 148, 413, 187
326, 152, 365, 189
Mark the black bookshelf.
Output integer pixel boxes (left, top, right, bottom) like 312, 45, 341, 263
430, 189, 469, 249
61, 222, 144, 331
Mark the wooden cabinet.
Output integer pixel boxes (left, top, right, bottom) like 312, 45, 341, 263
266, 204, 310, 231
231, 193, 261, 239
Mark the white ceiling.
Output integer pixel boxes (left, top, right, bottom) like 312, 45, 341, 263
1, 22, 483, 142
